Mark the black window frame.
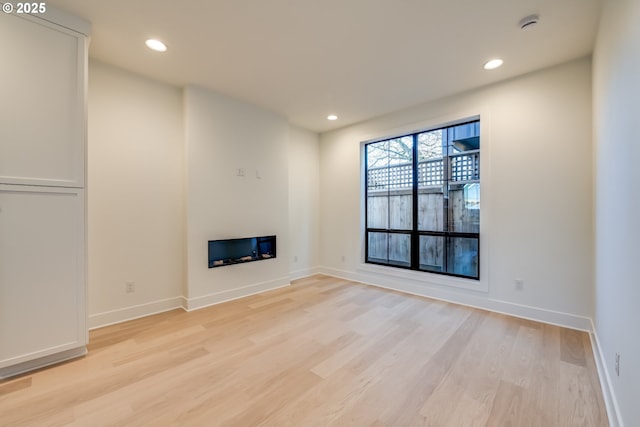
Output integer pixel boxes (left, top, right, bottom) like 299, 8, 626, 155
364, 119, 480, 280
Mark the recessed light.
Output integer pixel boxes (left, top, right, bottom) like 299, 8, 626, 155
483, 59, 503, 70
327, 115, 338, 121
145, 39, 167, 52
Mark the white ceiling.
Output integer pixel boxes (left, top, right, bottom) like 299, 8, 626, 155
46, 0, 602, 133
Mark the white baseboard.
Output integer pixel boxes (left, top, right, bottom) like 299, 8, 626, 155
88, 296, 184, 330
184, 276, 290, 311
317, 266, 593, 332
87, 267, 593, 336
0, 346, 86, 380
590, 322, 623, 427
88, 276, 294, 329
289, 266, 323, 281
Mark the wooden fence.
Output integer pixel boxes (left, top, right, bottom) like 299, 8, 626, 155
366, 154, 480, 277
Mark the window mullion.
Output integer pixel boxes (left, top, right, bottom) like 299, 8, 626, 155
443, 128, 450, 274
411, 134, 419, 270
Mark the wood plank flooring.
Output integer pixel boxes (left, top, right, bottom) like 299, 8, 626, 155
0, 275, 608, 426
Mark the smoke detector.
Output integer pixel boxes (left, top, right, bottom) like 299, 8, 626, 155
519, 14, 540, 30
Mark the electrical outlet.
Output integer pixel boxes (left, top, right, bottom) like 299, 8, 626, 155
126, 281, 135, 293
615, 353, 620, 376
293, 255, 298, 263
341, 255, 346, 262
515, 279, 524, 290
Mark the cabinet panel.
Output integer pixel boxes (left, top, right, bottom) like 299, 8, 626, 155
0, 12, 85, 187
0, 186, 86, 367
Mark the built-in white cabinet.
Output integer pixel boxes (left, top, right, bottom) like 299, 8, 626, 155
0, 10, 86, 187
0, 186, 86, 369
0, 9, 89, 378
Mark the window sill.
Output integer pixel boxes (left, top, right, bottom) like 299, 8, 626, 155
356, 262, 489, 293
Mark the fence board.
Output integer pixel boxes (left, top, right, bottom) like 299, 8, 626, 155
367, 188, 479, 276
449, 189, 480, 233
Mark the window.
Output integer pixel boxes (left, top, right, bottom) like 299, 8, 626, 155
365, 120, 480, 279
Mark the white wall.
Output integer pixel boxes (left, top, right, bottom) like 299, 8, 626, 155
184, 86, 290, 309
319, 57, 594, 329
87, 64, 319, 324
87, 60, 185, 327
593, 0, 640, 425
288, 126, 321, 279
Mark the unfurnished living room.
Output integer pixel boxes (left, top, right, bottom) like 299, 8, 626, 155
0, 0, 637, 426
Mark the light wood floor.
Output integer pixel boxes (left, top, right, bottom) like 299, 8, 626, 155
0, 275, 608, 426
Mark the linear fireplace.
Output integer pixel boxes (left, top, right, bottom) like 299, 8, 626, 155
208, 235, 276, 268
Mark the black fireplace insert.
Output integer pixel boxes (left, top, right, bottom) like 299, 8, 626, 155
208, 235, 276, 268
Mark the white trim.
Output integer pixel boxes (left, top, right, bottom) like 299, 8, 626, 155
0, 3, 91, 36
88, 296, 184, 330
357, 262, 488, 293
318, 267, 592, 331
89, 276, 294, 329
184, 277, 290, 311
590, 321, 623, 427
31, 3, 91, 36
289, 266, 323, 281
0, 346, 86, 380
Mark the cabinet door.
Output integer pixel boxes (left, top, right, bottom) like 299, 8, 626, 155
0, 185, 86, 368
0, 12, 86, 187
